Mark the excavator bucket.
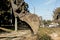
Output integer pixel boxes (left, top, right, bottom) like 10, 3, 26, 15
18, 13, 40, 34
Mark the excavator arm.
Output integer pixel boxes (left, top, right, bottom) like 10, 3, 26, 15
10, 0, 40, 34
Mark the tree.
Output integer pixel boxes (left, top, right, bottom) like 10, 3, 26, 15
43, 20, 51, 26
0, 0, 10, 11
0, 0, 29, 25
0, 0, 11, 25
53, 7, 60, 24
43, 20, 47, 25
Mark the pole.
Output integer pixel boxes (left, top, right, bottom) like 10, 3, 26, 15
34, 7, 35, 14
14, 5, 18, 31
15, 17, 17, 31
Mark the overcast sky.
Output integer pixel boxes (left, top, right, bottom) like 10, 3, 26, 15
25, 0, 60, 20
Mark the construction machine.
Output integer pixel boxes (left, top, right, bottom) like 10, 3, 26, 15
0, 0, 40, 34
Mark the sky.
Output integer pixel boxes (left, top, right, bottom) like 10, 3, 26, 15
25, 0, 60, 20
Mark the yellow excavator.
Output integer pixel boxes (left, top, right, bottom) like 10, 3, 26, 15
0, 0, 40, 34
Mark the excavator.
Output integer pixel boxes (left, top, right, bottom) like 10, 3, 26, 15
0, 0, 40, 34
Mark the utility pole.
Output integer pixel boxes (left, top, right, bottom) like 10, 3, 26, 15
15, 16, 17, 31
34, 7, 35, 14
15, 0, 18, 32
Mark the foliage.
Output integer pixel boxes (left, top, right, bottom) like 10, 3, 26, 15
43, 20, 51, 26
38, 27, 60, 40
53, 7, 60, 23
0, 0, 29, 25
0, 0, 10, 11
38, 34, 52, 40
43, 20, 47, 25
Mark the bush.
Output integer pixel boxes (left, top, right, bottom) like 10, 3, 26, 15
38, 34, 52, 40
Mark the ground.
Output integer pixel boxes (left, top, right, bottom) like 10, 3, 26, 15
0, 27, 60, 40
0, 30, 38, 40
38, 27, 60, 40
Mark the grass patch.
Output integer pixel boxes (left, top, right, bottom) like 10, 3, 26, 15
38, 34, 52, 40
38, 27, 60, 37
